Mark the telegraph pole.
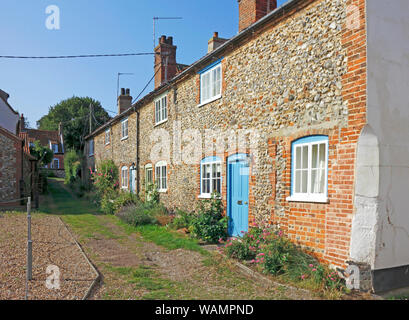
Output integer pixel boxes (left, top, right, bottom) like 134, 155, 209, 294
89, 103, 93, 135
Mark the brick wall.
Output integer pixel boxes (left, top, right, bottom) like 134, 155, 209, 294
0, 129, 22, 206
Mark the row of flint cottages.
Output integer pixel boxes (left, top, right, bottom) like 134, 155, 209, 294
85, 0, 409, 293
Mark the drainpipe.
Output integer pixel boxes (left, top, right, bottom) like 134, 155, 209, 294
135, 107, 140, 195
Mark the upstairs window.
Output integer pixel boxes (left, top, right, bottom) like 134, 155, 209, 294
121, 118, 128, 140
200, 61, 222, 105
155, 161, 167, 192
105, 128, 110, 145
287, 136, 329, 203
155, 94, 168, 125
200, 156, 222, 198
89, 139, 94, 157
51, 143, 58, 153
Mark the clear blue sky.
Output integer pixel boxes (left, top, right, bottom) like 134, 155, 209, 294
0, 0, 288, 127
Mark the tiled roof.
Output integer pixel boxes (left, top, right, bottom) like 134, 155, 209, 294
20, 129, 64, 154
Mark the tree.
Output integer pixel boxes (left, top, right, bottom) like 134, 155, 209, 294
36, 96, 111, 151
30, 141, 54, 167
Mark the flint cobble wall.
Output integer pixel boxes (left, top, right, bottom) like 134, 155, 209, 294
0, 131, 22, 205
88, 0, 367, 268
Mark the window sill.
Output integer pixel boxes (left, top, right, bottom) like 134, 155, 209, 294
89, 154, 94, 158
198, 95, 222, 108
198, 194, 222, 200
158, 189, 168, 193
154, 119, 168, 127
121, 136, 128, 141
286, 195, 329, 204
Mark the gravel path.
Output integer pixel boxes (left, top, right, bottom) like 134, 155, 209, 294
0, 213, 97, 300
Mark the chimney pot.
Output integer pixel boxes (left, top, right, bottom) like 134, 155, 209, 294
213, 32, 219, 38
121, 88, 125, 95
126, 88, 130, 95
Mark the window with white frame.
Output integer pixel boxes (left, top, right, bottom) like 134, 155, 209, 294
155, 94, 168, 125
287, 136, 329, 203
200, 156, 222, 197
200, 62, 222, 105
51, 158, 59, 169
89, 139, 94, 157
121, 118, 128, 140
51, 143, 59, 153
155, 161, 167, 192
145, 164, 153, 185
105, 128, 110, 145
121, 166, 129, 189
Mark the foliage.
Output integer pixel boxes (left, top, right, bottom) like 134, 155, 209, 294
223, 239, 255, 261
222, 223, 346, 292
170, 209, 195, 230
190, 192, 228, 243
116, 204, 158, 227
36, 96, 111, 151
145, 183, 159, 205
91, 160, 119, 214
115, 196, 170, 227
64, 149, 82, 185
29, 140, 53, 167
113, 192, 139, 213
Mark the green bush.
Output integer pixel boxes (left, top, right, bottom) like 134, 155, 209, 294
113, 192, 139, 213
145, 183, 159, 205
223, 238, 256, 260
100, 189, 119, 214
169, 209, 195, 230
64, 149, 82, 185
116, 202, 159, 227
91, 160, 119, 214
222, 224, 346, 292
190, 193, 228, 243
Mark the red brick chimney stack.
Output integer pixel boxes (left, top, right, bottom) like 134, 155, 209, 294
238, 0, 277, 32
117, 88, 132, 114
20, 114, 25, 132
154, 35, 177, 89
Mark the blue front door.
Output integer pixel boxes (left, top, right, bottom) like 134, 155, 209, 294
227, 154, 250, 237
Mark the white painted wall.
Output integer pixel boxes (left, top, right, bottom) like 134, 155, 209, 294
0, 98, 19, 134
366, 0, 409, 270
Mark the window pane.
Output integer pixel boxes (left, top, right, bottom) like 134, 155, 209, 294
302, 170, 308, 193
215, 66, 221, 96
296, 147, 301, 169
311, 169, 318, 193
156, 167, 160, 188
319, 168, 325, 193
312, 144, 318, 169
319, 143, 326, 168
212, 68, 217, 97
295, 171, 301, 193
302, 146, 308, 169
162, 166, 167, 189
